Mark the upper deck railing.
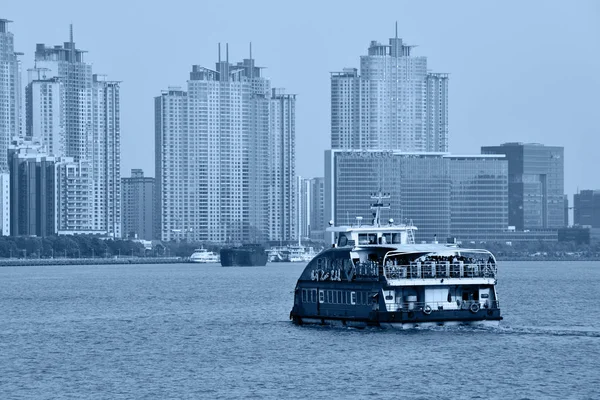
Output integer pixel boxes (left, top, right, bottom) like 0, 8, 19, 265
383, 260, 497, 280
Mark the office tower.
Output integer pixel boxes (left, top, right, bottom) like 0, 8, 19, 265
121, 169, 155, 240
447, 155, 509, 239
482, 143, 565, 230
31, 27, 121, 236
331, 27, 448, 152
91, 75, 121, 238
325, 150, 508, 243
156, 46, 296, 243
574, 190, 600, 227
8, 140, 56, 236
269, 89, 296, 241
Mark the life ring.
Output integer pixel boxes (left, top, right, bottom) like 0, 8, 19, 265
470, 303, 480, 313
423, 305, 432, 315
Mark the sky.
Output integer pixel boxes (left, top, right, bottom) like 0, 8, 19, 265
3, 0, 599, 198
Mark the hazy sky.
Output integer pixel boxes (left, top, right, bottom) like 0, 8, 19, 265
4, 1, 599, 198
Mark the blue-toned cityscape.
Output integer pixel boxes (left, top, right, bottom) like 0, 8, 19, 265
0, 17, 597, 253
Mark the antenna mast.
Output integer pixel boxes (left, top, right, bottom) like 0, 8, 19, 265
370, 191, 391, 227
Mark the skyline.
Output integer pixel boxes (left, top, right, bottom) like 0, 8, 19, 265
2, 0, 599, 198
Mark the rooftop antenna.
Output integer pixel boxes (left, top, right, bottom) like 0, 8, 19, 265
69, 23, 75, 62
395, 21, 398, 39
249, 42, 253, 79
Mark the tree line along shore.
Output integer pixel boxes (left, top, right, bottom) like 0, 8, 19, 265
0, 236, 598, 266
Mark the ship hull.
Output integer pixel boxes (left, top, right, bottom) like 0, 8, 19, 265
291, 308, 502, 329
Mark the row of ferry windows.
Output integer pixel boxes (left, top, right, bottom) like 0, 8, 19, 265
301, 289, 372, 305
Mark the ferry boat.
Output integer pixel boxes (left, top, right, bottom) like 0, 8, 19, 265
189, 248, 220, 263
289, 194, 502, 329
220, 244, 268, 267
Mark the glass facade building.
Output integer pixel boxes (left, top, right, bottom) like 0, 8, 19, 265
574, 190, 600, 228
325, 150, 508, 243
481, 143, 565, 230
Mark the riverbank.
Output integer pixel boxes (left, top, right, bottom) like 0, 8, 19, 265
0, 257, 188, 267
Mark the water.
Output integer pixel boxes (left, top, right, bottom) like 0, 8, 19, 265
1, 261, 599, 399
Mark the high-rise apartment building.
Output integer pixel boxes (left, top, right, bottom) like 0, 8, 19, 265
309, 177, 325, 242
55, 158, 93, 233
331, 28, 448, 152
156, 46, 296, 243
34, 28, 92, 162
269, 89, 296, 241
325, 150, 508, 243
25, 71, 65, 156
0, 19, 21, 235
30, 28, 121, 236
0, 19, 21, 171
481, 143, 565, 230
155, 87, 187, 242
122, 169, 155, 240
91, 75, 121, 238
297, 177, 311, 240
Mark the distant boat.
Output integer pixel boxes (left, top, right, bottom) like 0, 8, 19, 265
189, 248, 220, 263
268, 245, 319, 263
220, 244, 268, 267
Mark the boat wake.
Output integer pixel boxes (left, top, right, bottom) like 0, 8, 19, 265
286, 320, 600, 338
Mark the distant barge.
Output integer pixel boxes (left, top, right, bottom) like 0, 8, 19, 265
220, 244, 268, 267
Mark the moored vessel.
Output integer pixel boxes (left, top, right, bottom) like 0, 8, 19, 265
189, 248, 220, 263
289, 193, 502, 329
220, 244, 268, 267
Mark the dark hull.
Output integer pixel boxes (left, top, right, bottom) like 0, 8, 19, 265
220, 247, 268, 267
290, 307, 502, 327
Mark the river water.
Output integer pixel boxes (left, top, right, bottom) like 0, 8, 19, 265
1, 261, 599, 399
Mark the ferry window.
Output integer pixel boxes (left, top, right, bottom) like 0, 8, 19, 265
302, 289, 307, 303
338, 291, 342, 304
338, 234, 348, 247
481, 293, 489, 299
332, 291, 337, 304
392, 233, 402, 244
328, 291, 333, 303
358, 234, 368, 245
350, 291, 356, 305
319, 290, 324, 303
383, 233, 392, 244
311, 290, 317, 303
